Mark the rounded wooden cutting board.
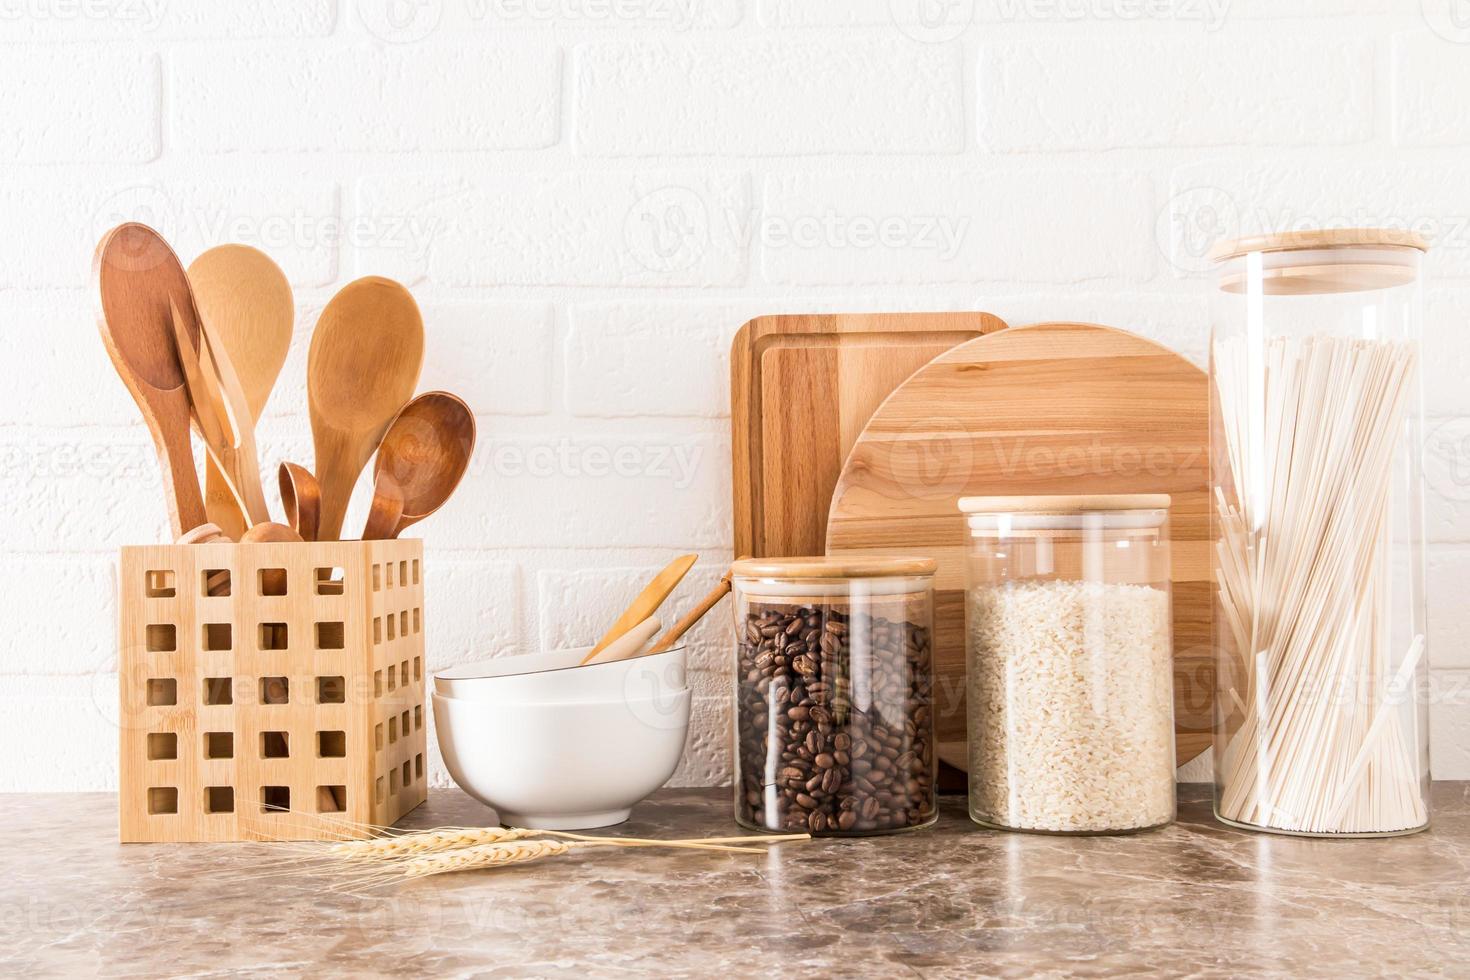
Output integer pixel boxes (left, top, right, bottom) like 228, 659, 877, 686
824, 322, 1213, 767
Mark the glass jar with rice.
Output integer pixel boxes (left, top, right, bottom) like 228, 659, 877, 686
960, 494, 1176, 834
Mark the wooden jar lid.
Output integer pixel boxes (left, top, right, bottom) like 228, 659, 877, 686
1207, 227, 1430, 261
731, 555, 936, 580
958, 493, 1171, 514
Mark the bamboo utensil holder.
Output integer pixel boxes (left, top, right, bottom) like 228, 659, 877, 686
117, 538, 427, 842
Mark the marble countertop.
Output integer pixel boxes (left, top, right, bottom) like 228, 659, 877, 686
6, 783, 1469, 978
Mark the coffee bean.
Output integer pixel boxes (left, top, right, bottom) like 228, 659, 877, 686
735, 599, 935, 837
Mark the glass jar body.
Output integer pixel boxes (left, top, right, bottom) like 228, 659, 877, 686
732, 572, 937, 836
963, 502, 1176, 834
1210, 241, 1430, 837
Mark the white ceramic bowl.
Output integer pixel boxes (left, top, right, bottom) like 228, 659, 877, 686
433, 645, 686, 704
432, 687, 691, 830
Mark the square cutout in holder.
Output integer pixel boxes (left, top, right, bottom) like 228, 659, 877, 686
399, 611, 408, 638
388, 716, 398, 744
400, 709, 410, 735
261, 731, 289, 758
147, 787, 178, 814
261, 677, 289, 705
316, 622, 344, 650
203, 623, 232, 651
203, 678, 233, 706
373, 617, 382, 645
374, 670, 383, 698
261, 786, 291, 812
201, 569, 231, 597
259, 623, 288, 651
402, 760, 411, 787
374, 723, 384, 750
413, 608, 421, 634
399, 561, 408, 587
145, 569, 175, 598
372, 564, 382, 592
147, 732, 177, 760
204, 731, 233, 758
258, 568, 288, 596
317, 676, 345, 703
318, 731, 346, 757
375, 776, 385, 803
387, 664, 396, 691
315, 567, 346, 596
413, 656, 422, 681
146, 678, 177, 706
316, 785, 347, 813
414, 705, 423, 731
386, 563, 395, 589
387, 615, 396, 642
205, 786, 234, 813
415, 753, 424, 779
412, 559, 420, 585
145, 624, 176, 652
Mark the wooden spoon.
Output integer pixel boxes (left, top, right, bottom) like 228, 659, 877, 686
187, 245, 294, 539
241, 521, 304, 543
94, 222, 207, 538
177, 523, 230, 545
580, 616, 662, 667
278, 462, 322, 542
307, 277, 424, 540
361, 391, 476, 540
360, 471, 405, 542
579, 554, 698, 665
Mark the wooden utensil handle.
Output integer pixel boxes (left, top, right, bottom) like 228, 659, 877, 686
648, 564, 739, 654
204, 459, 248, 540
156, 412, 207, 538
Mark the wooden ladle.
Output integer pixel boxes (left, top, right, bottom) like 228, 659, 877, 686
360, 392, 476, 540
278, 462, 322, 542
307, 277, 424, 540
580, 554, 698, 665
94, 222, 207, 538
187, 245, 294, 539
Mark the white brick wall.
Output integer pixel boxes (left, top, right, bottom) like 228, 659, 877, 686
2, 1, 1468, 793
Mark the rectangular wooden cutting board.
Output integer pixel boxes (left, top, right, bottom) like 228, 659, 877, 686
731, 312, 1008, 560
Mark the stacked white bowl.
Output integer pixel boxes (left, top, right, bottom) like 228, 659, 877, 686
432, 644, 690, 829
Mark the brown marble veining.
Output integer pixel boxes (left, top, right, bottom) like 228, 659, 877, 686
4, 784, 1468, 977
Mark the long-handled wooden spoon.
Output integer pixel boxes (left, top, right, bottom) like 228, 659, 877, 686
278, 463, 322, 542
94, 222, 207, 538
187, 245, 294, 539
579, 554, 698, 665
360, 391, 476, 540
307, 277, 424, 540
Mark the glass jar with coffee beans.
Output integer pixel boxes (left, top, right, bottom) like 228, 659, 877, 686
730, 557, 938, 836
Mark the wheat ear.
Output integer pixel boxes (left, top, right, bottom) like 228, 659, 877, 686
331, 826, 538, 859
400, 839, 578, 878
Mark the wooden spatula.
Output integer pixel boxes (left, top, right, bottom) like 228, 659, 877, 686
307, 277, 424, 540
580, 554, 698, 665
166, 297, 271, 527
93, 222, 207, 537
187, 245, 293, 539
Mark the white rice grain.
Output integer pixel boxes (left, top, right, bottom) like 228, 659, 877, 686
967, 580, 1175, 833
